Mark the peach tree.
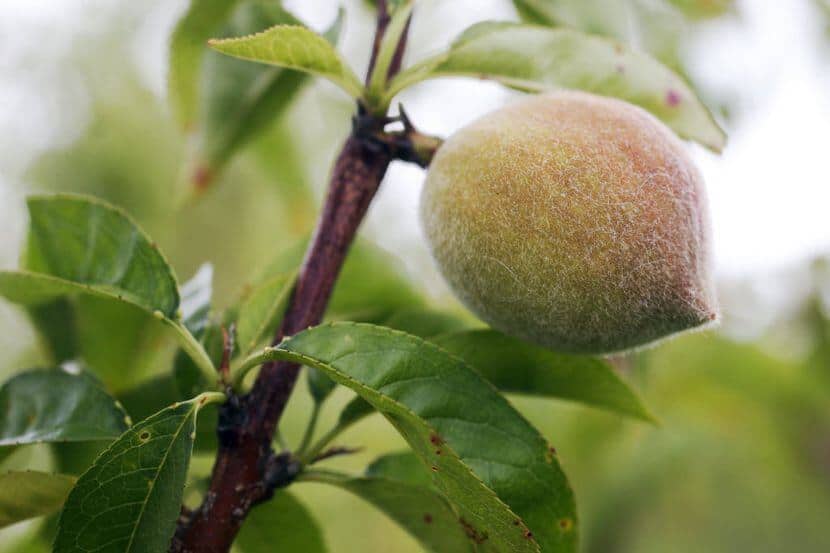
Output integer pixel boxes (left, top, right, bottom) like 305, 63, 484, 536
0, 1, 726, 551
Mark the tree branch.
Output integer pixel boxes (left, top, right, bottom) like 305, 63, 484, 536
172, 129, 393, 553
171, 4, 413, 552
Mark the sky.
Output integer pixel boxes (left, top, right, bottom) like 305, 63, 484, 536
1, 0, 829, 282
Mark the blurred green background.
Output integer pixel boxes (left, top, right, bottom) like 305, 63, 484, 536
2, 0, 830, 551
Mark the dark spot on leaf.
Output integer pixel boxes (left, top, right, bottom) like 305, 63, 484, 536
139, 430, 151, 442
192, 165, 214, 192
431, 465, 439, 472
559, 517, 574, 532
423, 513, 433, 524
513, 520, 521, 526
430, 433, 444, 446
435, 449, 442, 455
525, 530, 534, 540
545, 446, 557, 463
666, 89, 682, 107
460, 518, 489, 544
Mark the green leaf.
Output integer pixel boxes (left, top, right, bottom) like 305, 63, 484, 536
512, 0, 631, 30
0, 446, 15, 466
245, 323, 578, 552
23, 194, 179, 317
365, 451, 433, 486
169, 0, 242, 128
235, 271, 295, 356
208, 24, 364, 99
301, 395, 374, 461
513, 0, 691, 72
117, 375, 219, 454
192, 3, 346, 185
53, 392, 224, 553
0, 368, 130, 449
0, 471, 76, 529
116, 376, 180, 424
305, 465, 473, 553
314, 317, 643, 464
236, 490, 326, 553
432, 330, 655, 422
25, 298, 78, 364
51, 441, 113, 478
386, 21, 725, 151
74, 296, 171, 392
20, 229, 80, 365
337, 396, 375, 430
307, 367, 337, 405
0, 194, 216, 381
0, 271, 116, 306
363, 451, 476, 551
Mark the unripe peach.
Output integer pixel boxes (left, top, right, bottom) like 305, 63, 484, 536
420, 91, 717, 354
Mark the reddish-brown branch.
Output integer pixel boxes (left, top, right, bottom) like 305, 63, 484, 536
171, 4, 409, 551
172, 131, 393, 553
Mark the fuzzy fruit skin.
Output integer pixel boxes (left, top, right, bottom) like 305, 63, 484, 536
421, 91, 717, 354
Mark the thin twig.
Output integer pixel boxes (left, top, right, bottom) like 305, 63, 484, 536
310, 445, 363, 465
365, 0, 391, 86
299, 421, 348, 465
296, 403, 321, 455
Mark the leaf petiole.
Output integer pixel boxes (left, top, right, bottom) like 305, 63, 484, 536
298, 422, 347, 466
167, 319, 221, 389
296, 402, 321, 456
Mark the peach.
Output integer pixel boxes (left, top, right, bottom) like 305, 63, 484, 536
420, 91, 717, 353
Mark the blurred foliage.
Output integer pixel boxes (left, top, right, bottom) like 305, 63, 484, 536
1, 1, 829, 552
174, 1, 345, 191
24, 43, 317, 309
512, 0, 737, 121
514, 0, 692, 70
